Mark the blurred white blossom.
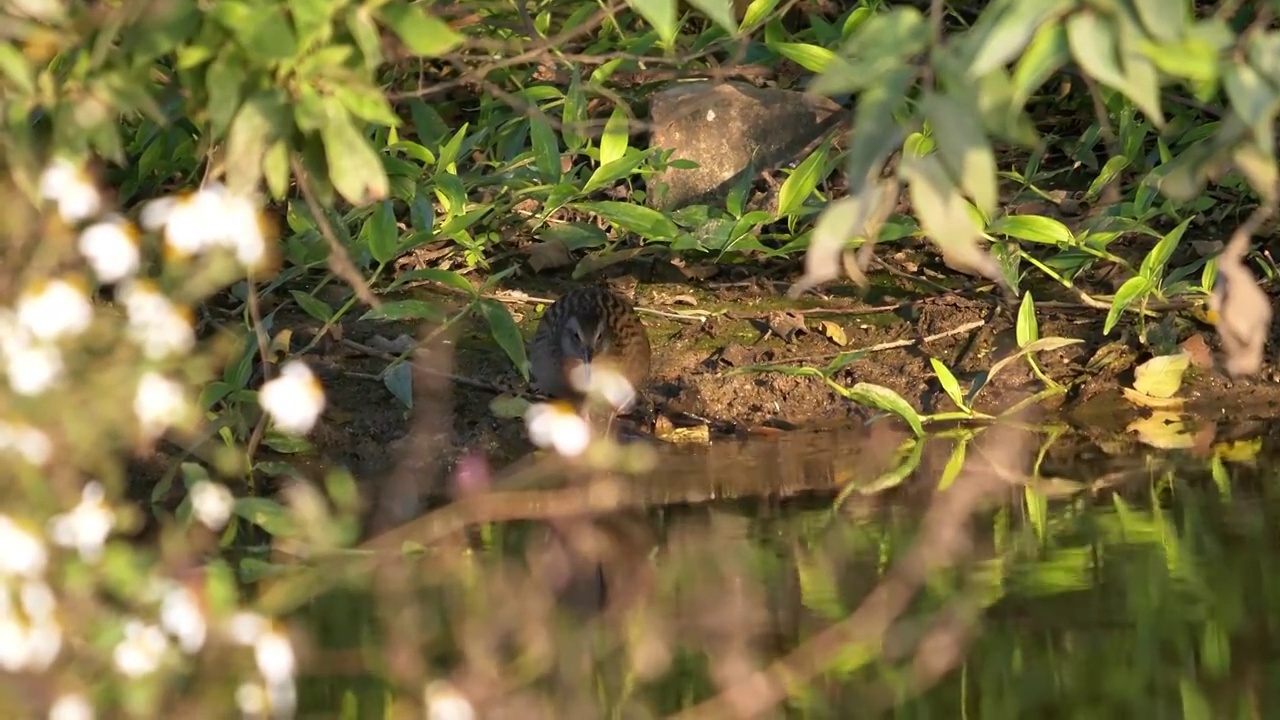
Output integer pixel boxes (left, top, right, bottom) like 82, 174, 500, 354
16, 279, 93, 343
190, 481, 234, 530
159, 584, 206, 654
254, 629, 296, 685
112, 620, 168, 677
524, 402, 591, 457
118, 282, 196, 360
568, 363, 637, 412
39, 159, 101, 224
3, 339, 64, 396
425, 681, 476, 720
0, 422, 53, 466
78, 217, 140, 283
235, 683, 267, 717
133, 372, 189, 440
259, 361, 325, 435
48, 694, 94, 720
143, 184, 268, 267
48, 481, 113, 561
226, 611, 269, 645
0, 583, 62, 672
0, 516, 47, 577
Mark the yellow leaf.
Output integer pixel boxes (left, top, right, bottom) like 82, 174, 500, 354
819, 320, 848, 346
1132, 351, 1191, 398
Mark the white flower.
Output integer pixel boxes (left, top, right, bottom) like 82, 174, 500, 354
16, 279, 93, 343
112, 620, 168, 677
118, 282, 195, 360
159, 584, 206, 654
235, 683, 267, 716
4, 341, 63, 396
144, 184, 268, 267
254, 629, 296, 684
78, 218, 140, 283
48, 694, 94, 720
25, 619, 62, 670
567, 363, 638, 412
133, 372, 189, 439
189, 481, 234, 530
39, 159, 101, 224
0, 617, 31, 671
0, 515, 47, 577
259, 361, 325, 435
20, 580, 56, 620
48, 481, 113, 562
0, 422, 53, 466
226, 611, 269, 645
425, 681, 476, 720
524, 402, 591, 457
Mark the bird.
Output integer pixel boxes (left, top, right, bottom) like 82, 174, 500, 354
529, 286, 651, 407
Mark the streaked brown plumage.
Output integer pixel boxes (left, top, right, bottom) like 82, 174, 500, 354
529, 286, 651, 401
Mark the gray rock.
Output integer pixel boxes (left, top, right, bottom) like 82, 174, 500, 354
646, 81, 842, 210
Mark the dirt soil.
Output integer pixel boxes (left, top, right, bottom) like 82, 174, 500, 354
172, 239, 1277, 520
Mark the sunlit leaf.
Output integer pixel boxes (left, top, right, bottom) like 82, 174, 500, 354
574, 201, 679, 240
830, 381, 925, 437
1104, 275, 1153, 335
1139, 217, 1191, 282
1016, 291, 1039, 346
1132, 352, 1191, 399
989, 214, 1074, 245
599, 105, 630, 166
776, 139, 833, 220
929, 357, 968, 412
921, 90, 998, 214
686, 0, 737, 34
320, 100, 389, 204
377, 3, 463, 57
478, 299, 529, 380
627, 0, 678, 44
226, 90, 286, 196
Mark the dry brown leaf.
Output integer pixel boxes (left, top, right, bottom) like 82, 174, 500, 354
527, 238, 573, 272
818, 320, 848, 346
1210, 248, 1272, 376
766, 311, 808, 342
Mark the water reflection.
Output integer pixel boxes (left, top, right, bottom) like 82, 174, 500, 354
292, 423, 1280, 718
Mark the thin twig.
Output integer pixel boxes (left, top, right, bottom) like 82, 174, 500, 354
289, 155, 382, 310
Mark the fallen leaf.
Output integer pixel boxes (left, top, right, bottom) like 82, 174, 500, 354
527, 238, 573, 272
1132, 352, 1191, 398
489, 394, 531, 419
818, 320, 848, 346
1178, 333, 1214, 370
655, 422, 710, 444
1128, 411, 1196, 449
717, 344, 756, 367
766, 311, 808, 343
659, 294, 699, 306
366, 333, 418, 355
1120, 386, 1185, 410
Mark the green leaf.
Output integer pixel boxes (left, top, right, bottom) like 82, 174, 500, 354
261, 430, 314, 454
333, 82, 401, 127
574, 201, 679, 240
583, 152, 647, 194
478, 299, 529, 380
383, 361, 413, 410
320, 99, 389, 205
376, 3, 463, 57
210, 1, 298, 62
921, 90, 998, 214
1139, 217, 1191, 282
686, 0, 738, 34
843, 67, 912, 189
388, 267, 476, 293
988, 214, 1074, 244
1132, 0, 1187, 43
769, 42, 836, 73
290, 290, 334, 322
366, 200, 399, 264
813, 7, 927, 94
1016, 291, 1039, 346
204, 50, 244, 139
986, 337, 1084, 379
263, 141, 290, 200
359, 300, 445, 322
599, 106, 630, 166
529, 116, 561, 181
628, 0, 678, 44
226, 90, 286, 196
901, 154, 996, 281
233, 497, 297, 538
1012, 23, 1069, 106
777, 139, 833, 219
966, 0, 1072, 76
1103, 275, 1153, 335
537, 223, 610, 251
929, 357, 968, 412
833, 382, 925, 437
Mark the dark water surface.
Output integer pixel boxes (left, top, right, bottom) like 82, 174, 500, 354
290, 424, 1280, 718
